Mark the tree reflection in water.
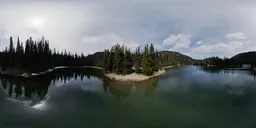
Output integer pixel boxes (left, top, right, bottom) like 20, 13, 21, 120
0, 68, 159, 106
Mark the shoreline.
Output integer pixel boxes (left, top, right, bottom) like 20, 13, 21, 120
105, 70, 166, 82
0, 66, 104, 78
0, 66, 170, 82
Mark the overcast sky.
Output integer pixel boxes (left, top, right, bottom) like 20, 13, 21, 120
0, 0, 256, 59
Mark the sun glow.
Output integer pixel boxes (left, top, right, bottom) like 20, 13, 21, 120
26, 17, 46, 29
32, 18, 44, 26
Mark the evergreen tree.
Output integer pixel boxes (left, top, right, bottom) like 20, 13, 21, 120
106, 49, 113, 72
122, 48, 133, 75
149, 43, 156, 71
20, 42, 24, 55
9, 37, 15, 53
112, 44, 123, 74
8, 37, 15, 68
155, 50, 160, 70
103, 50, 109, 72
134, 46, 141, 73
142, 45, 153, 76
15, 37, 22, 68
16, 37, 21, 54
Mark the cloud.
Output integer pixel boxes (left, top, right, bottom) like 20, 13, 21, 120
163, 34, 191, 50
1, 0, 256, 58
225, 33, 246, 40
189, 40, 250, 58
81, 34, 139, 55
192, 41, 244, 53
195, 41, 203, 45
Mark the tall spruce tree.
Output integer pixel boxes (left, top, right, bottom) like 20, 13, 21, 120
9, 37, 15, 53
8, 37, 15, 68
142, 45, 153, 76
155, 50, 160, 70
15, 37, 22, 68
103, 49, 109, 72
112, 44, 124, 74
122, 48, 133, 75
149, 43, 157, 71
106, 48, 113, 72
134, 46, 141, 73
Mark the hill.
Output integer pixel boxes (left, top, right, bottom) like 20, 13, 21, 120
230, 51, 256, 64
158, 51, 194, 65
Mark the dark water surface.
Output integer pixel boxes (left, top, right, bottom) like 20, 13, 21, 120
1, 66, 256, 128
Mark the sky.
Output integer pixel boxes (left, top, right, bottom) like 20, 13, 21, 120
0, 0, 256, 59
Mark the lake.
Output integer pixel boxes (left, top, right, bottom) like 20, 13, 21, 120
1, 66, 256, 128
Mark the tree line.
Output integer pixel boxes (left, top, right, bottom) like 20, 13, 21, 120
196, 56, 241, 67
0, 37, 90, 72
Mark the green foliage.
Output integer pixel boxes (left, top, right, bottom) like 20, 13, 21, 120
149, 43, 158, 71
134, 46, 141, 73
142, 45, 153, 76
106, 50, 113, 72
157, 51, 194, 67
122, 48, 133, 74
200, 56, 237, 67
112, 44, 124, 74
103, 50, 109, 72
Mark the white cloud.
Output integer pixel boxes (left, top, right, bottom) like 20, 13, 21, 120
163, 34, 191, 50
195, 41, 203, 45
1, 0, 256, 59
191, 41, 245, 56
81, 34, 139, 55
225, 33, 246, 40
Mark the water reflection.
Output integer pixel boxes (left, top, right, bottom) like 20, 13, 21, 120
2, 66, 256, 128
0, 68, 159, 107
108, 78, 158, 99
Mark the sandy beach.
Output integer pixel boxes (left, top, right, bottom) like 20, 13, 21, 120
105, 70, 166, 82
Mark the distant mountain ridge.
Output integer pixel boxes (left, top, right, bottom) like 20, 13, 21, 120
230, 51, 256, 64
158, 51, 194, 65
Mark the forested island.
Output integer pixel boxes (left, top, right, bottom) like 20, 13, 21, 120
0, 37, 194, 81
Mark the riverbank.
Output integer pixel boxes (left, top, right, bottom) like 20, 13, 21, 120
0, 66, 104, 78
105, 70, 165, 82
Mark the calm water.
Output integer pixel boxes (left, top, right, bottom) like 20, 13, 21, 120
1, 66, 256, 128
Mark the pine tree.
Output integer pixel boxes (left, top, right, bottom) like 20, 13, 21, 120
134, 46, 141, 73
149, 43, 156, 71
112, 44, 123, 74
106, 49, 113, 72
16, 37, 21, 54
20, 42, 24, 55
103, 49, 109, 72
122, 48, 133, 75
155, 50, 159, 70
142, 45, 153, 76
9, 37, 15, 53
15, 37, 22, 68
8, 37, 15, 68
